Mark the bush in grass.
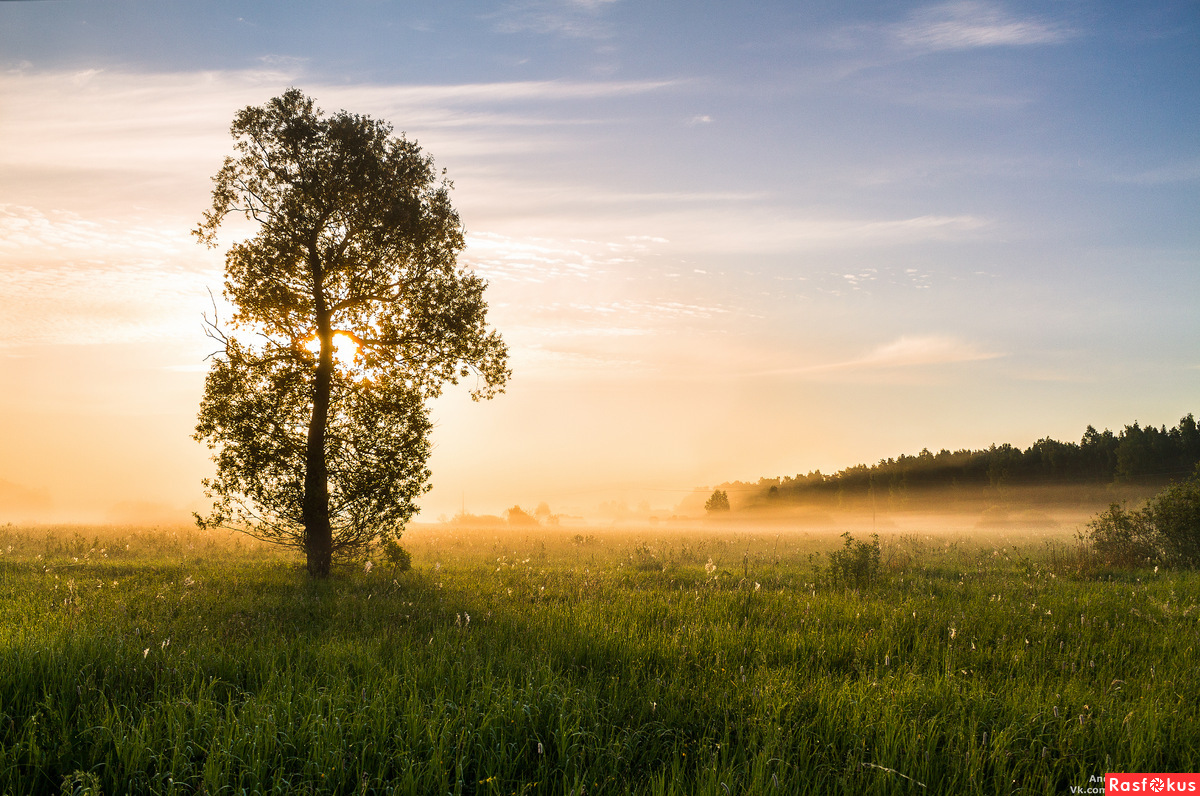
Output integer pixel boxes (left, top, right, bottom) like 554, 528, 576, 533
1149, 469, 1200, 566
827, 532, 880, 587
1085, 466, 1200, 568
382, 538, 412, 572
1084, 502, 1160, 567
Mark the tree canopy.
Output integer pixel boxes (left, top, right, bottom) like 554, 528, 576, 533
193, 89, 509, 577
704, 490, 731, 514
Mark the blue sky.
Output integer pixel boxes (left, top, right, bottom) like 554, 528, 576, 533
1, 1, 1197, 521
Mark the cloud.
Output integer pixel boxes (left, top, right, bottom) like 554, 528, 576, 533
489, 0, 621, 39
0, 68, 997, 366
894, 2, 1071, 53
762, 335, 1003, 377
0, 204, 216, 346
850, 335, 1002, 368
0, 68, 678, 179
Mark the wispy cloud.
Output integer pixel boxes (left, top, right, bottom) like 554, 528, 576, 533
894, 2, 1071, 53
0, 68, 678, 176
761, 335, 1003, 377
463, 231, 662, 283
0, 204, 215, 347
489, 0, 621, 39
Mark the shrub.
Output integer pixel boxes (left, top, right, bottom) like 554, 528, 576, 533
1083, 502, 1160, 567
1083, 467, 1200, 568
382, 538, 412, 572
827, 532, 880, 587
1149, 472, 1200, 566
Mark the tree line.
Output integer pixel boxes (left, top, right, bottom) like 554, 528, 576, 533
719, 414, 1200, 511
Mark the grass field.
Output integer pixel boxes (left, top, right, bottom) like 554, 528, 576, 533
0, 520, 1196, 795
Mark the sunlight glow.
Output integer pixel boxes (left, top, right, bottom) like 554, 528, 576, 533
304, 332, 362, 376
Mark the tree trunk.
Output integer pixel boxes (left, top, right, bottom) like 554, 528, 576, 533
303, 250, 334, 578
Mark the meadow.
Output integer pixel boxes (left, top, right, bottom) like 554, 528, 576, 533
0, 518, 1196, 795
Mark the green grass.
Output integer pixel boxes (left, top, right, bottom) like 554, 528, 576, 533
0, 522, 1196, 794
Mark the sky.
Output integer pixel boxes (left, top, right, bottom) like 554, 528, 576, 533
1, 0, 1198, 523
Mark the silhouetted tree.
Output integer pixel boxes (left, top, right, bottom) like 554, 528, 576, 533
506, 505, 538, 526
194, 89, 509, 577
705, 489, 731, 513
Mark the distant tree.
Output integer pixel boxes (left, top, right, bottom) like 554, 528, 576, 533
193, 89, 509, 577
505, 505, 537, 526
704, 489, 731, 513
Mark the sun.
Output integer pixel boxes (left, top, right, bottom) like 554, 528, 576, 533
303, 331, 362, 375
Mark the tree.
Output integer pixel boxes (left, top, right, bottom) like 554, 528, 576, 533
193, 89, 509, 577
704, 489, 730, 514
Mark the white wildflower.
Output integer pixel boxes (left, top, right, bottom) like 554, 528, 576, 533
363, 560, 373, 574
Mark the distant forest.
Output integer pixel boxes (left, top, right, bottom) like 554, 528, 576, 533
721, 414, 1200, 512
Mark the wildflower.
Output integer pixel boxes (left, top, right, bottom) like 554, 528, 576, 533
183, 575, 196, 587
537, 742, 544, 754
363, 560, 373, 574
949, 627, 956, 639
143, 648, 149, 658
705, 558, 716, 578
754, 582, 761, 592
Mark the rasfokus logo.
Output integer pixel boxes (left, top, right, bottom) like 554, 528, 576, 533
1106, 774, 1200, 793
